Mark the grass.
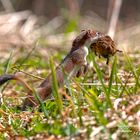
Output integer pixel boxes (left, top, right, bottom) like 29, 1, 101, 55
0, 40, 140, 140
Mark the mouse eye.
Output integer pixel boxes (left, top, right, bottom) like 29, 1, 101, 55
96, 32, 100, 36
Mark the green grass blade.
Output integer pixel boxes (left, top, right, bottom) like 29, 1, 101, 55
4, 51, 13, 74
0, 51, 13, 93
18, 44, 37, 68
91, 54, 112, 108
124, 52, 139, 84
49, 58, 63, 113
72, 78, 107, 125
108, 56, 117, 95
85, 89, 108, 125
34, 90, 49, 118
124, 52, 140, 93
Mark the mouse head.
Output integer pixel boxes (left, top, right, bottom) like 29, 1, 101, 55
71, 29, 103, 53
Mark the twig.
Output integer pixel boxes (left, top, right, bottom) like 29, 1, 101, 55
107, 0, 122, 39
12, 67, 44, 80
1, 0, 14, 12
78, 82, 136, 86
14, 75, 33, 94
20, 15, 37, 37
0, 10, 31, 24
